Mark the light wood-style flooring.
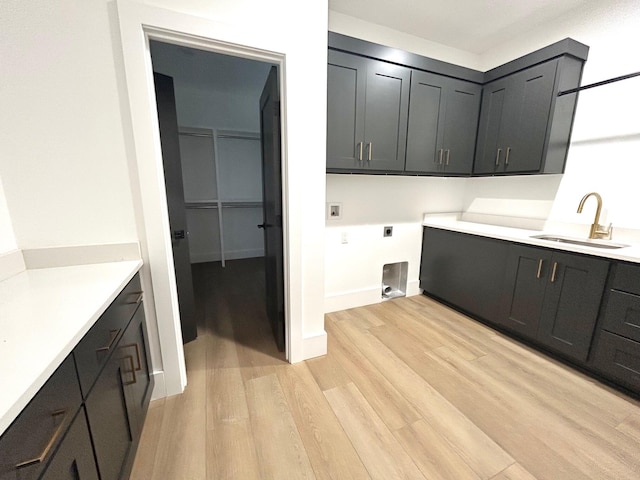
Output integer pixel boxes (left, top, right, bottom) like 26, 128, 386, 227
131, 258, 640, 479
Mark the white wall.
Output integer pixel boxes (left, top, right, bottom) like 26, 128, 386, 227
0, 176, 17, 254
467, 0, 640, 232
325, 175, 466, 311
0, 0, 138, 249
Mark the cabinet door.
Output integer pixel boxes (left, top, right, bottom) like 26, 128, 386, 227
538, 252, 609, 362
363, 59, 410, 171
120, 305, 153, 439
505, 60, 558, 173
40, 411, 99, 480
327, 50, 366, 169
441, 78, 481, 174
474, 77, 511, 174
84, 345, 133, 480
405, 71, 446, 173
420, 227, 509, 321
500, 245, 552, 338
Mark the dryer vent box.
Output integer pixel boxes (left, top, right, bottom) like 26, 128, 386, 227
382, 262, 408, 300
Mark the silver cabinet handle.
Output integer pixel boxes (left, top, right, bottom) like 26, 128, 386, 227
505, 147, 511, 166
438, 148, 443, 164
445, 149, 450, 166
550, 262, 558, 283
536, 259, 543, 279
495, 148, 502, 166
367, 142, 372, 161
357, 142, 363, 162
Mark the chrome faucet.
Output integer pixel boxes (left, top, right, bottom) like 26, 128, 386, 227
577, 192, 612, 239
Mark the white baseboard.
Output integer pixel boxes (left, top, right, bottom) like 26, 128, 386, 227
301, 331, 327, 360
150, 370, 166, 401
325, 280, 420, 313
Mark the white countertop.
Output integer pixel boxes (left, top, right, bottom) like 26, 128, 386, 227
0, 260, 142, 435
423, 213, 640, 263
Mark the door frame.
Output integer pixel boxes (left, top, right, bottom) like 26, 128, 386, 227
117, 1, 294, 397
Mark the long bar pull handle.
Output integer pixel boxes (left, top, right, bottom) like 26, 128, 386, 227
367, 142, 372, 162
495, 148, 502, 166
357, 142, 363, 162
15, 410, 67, 470
536, 259, 543, 279
96, 329, 121, 354
550, 262, 558, 283
505, 147, 511, 166
437, 149, 443, 164
445, 149, 450, 166
126, 291, 144, 305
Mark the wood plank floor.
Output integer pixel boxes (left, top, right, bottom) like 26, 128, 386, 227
131, 258, 640, 479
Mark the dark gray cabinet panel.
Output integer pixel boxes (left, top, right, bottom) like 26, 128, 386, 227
500, 245, 608, 361
327, 50, 410, 172
0, 356, 83, 480
420, 227, 509, 322
475, 60, 559, 174
84, 343, 134, 480
500, 245, 553, 337
40, 410, 99, 480
406, 72, 480, 174
120, 305, 153, 440
537, 251, 609, 362
591, 263, 640, 393
327, 52, 366, 170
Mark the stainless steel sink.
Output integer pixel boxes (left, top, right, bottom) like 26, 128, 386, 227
530, 234, 630, 249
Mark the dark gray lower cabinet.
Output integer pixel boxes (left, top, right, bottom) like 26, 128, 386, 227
500, 246, 609, 362
591, 264, 640, 392
419, 227, 640, 394
420, 227, 509, 322
40, 410, 99, 480
0, 273, 153, 480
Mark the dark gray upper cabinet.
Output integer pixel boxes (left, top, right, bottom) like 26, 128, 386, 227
475, 60, 559, 174
327, 50, 410, 172
327, 32, 588, 177
406, 72, 481, 175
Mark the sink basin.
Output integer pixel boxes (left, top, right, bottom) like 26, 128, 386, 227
530, 234, 630, 249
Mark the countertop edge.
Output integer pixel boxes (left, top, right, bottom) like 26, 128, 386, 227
0, 259, 143, 436
422, 216, 640, 264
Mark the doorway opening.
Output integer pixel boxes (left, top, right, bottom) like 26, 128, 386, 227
149, 41, 287, 366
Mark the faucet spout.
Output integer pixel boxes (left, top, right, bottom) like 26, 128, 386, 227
577, 192, 611, 239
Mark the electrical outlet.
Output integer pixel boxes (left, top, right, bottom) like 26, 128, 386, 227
327, 202, 342, 219
341, 231, 348, 244
383, 226, 393, 237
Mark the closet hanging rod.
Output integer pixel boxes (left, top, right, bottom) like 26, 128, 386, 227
558, 71, 640, 96
217, 133, 260, 140
185, 203, 218, 209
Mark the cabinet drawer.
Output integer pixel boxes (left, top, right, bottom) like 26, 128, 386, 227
610, 263, 640, 296
602, 290, 640, 342
74, 274, 142, 397
0, 355, 82, 480
592, 331, 640, 393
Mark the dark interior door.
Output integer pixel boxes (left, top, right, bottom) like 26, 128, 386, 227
153, 72, 198, 344
259, 66, 285, 352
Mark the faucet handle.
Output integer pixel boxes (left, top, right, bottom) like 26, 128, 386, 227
595, 223, 613, 240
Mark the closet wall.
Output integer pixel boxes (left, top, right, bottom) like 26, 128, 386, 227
150, 41, 273, 263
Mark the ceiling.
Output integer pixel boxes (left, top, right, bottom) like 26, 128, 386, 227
329, 0, 593, 54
